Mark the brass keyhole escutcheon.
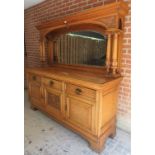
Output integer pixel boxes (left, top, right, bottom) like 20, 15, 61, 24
49, 80, 54, 86
75, 88, 82, 95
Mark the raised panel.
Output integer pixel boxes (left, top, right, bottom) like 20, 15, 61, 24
30, 97, 44, 109
45, 88, 63, 119
101, 89, 118, 130
30, 84, 41, 98
28, 83, 44, 108
47, 93, 61, 110
66, 97, 93, 132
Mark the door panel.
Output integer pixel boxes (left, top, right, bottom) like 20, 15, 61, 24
47, 93, 61, 110
30, 84, 41, 98
28, 82, 44, 108
45, 88, 63, 119
66, 96, 94, 132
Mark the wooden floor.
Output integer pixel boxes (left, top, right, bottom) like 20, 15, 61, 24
24, 90, 130, 155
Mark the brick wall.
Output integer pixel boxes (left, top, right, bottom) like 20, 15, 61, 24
24, 0, 131, 132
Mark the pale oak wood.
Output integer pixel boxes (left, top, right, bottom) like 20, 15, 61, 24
26, 67, 122, 152
112, 33, 118, 74
26, 1, 128, 153
106, 33, 112, 72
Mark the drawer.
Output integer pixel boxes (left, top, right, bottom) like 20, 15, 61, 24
42, 77, 62, 91
66, 84, 96, 102
28, 74, 41, 84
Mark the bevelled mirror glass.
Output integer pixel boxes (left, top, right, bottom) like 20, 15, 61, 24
53, 31, 107, 66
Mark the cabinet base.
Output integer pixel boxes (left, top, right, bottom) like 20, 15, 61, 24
30, 104, 116, 153
31, 105, 38, 111
88, 125, 116, 153
109, 126, 116, 139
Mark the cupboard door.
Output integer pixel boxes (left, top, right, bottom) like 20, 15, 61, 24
65, 96, 94, 132
28, 82, 44, 108
44, 88, 63, 119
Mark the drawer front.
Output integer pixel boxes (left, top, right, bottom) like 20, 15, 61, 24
42, 77, 62, 91
66, 84, 96, 102
28, 74, 41, 84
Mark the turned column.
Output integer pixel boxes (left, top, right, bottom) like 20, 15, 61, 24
112, 33, 118, 75
106, 34, 112, 73
53, 40, 58, 63
40, 37, 46, 62
47, 40, 54, 64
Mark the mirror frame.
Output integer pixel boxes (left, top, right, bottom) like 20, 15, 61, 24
36, 1, 129, 75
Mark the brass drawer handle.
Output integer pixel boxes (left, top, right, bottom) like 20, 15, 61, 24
32, 75, 36, 81
75, 88, 82, 95
49, 80, 54, 86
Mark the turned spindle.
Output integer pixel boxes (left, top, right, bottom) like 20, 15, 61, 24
47, 40, 54, 64
106, 34, 112, 73
40, 37, 46, 62
112, 33, 118, 75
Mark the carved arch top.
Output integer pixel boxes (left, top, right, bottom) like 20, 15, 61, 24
36, 1, 128, 39
36, 0, 129, 75
44, 22, 108, 41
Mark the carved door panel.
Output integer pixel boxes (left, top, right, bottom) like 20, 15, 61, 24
44, 88, 63, 119
65, 96, 95, 133
28, 82, 44, 108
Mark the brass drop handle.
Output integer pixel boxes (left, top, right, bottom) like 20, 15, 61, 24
32, 75, 36, 81
75, 88, 82, 95
49, 80, 54, 86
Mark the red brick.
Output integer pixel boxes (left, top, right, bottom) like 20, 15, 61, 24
83, 5, 92, 10
88, 0, 97, 4
93, 2, 103, 7
66, 2, 73, 6
63, 6, 69, 11
74, 0, 84, 3
70, 4, 78, 9
104, 0, 116, 5
122, 44, 131, 48
78, 2, 87, 7
124, 22, 130, 27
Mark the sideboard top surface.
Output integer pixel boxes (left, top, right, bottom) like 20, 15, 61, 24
26, 66, 122, 88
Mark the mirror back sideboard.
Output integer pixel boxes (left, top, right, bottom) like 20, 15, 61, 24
26, 1, 129, 152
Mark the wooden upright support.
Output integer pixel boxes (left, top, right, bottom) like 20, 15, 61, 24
112, 33, 118, 75
117, 33, 123, 74
47, 40, 54, 64
40, 37, 46, 62
106, 34, 111, 73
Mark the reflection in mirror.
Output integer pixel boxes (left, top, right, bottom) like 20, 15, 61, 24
53, 31, 107, 66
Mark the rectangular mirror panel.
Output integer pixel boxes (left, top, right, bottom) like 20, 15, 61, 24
52, 31, 107, 66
